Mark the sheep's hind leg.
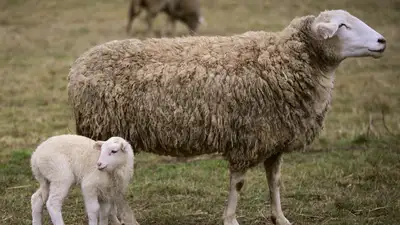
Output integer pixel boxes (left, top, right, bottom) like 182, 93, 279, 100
46, 176, 74, 225
82, 183, 100, 225
223, 170, 246, 225
264, 153, 291, 225
31, 178, 49, 225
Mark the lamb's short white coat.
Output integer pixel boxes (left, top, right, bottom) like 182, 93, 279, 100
30, 134, 139, 225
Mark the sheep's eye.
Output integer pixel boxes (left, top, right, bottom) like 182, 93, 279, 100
339, 23, 349, 29
111, 150, 118, 154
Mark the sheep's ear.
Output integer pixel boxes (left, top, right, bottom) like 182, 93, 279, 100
199, 16, 207, 26
119, 141, 132, 152
313, 22, 338, 40
119, 142, 125, 152
93, 141, 105, 151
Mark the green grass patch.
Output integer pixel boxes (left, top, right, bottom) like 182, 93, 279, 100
1, 147, 400, 224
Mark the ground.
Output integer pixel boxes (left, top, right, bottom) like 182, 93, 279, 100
0, 0, 399, 224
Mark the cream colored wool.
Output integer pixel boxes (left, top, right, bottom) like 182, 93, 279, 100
68, 16, 336, 172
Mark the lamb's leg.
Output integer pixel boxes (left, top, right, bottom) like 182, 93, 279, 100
109, 203, 122, 225
31, 179, 49, 225
99, 202, 111, 225
46, 178, 73, 225
264, 153, 291, 225
119, 199, 140, 225
82, 186, 100, 225
223, 170, 246, 225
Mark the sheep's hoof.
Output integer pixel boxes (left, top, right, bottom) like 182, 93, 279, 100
223, 218, 239, 225
270, 215, 292, 225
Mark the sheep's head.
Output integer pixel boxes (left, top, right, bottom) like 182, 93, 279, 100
184, 14, 206, 35
94, 137, 132, 172
311, 9, 386, 59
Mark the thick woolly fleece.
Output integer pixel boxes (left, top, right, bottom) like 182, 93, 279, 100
68, 15, 340, 172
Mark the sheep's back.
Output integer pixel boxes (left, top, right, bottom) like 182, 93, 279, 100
68, 34, 293, 158
68, 28, 329, 170
31, 135, 99, 182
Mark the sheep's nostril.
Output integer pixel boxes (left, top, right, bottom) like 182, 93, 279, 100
97, 162, 102, 167
377, 38, 386, 44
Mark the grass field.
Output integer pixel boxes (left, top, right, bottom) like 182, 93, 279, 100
1, 0, 400, 224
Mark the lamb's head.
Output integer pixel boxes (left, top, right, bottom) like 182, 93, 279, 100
94, 137, 133, 172
311, 9, 386, 59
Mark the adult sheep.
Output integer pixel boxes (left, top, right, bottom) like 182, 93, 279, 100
67, 9, 386, 225
30, 135, 139, 225
126, 0, 206, 36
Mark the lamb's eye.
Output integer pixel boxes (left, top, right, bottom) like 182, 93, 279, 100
111, 150, 118, 154
339, 23, 349, 29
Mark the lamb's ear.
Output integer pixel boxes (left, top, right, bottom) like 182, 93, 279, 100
119, 141, 132, 152
119, 142, 126, 152
93, 141, 105, 151
313, 21, 339, 40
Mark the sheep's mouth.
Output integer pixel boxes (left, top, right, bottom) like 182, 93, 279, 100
98, 165, 107, 171
368, 48, 385, 53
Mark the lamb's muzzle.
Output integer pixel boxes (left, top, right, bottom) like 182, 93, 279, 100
97, 162, 106, 170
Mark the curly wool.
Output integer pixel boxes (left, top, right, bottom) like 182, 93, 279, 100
68, 15, 340, 172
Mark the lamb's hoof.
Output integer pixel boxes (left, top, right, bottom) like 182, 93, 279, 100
270, 216, 291, 225
223, 218, 240, 225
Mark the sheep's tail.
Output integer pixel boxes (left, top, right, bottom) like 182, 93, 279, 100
30, 153, 50, 198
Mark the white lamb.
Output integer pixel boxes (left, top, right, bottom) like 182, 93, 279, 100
30, 134, 139, 225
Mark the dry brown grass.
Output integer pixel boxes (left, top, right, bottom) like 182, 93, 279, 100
0, 0, 399, 224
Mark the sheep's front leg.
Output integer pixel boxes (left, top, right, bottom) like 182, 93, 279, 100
84, 197, 100, 225
223, 170, 246, 225
165, 16, 176, 36
264, 153, 291, 225
99, 202, 111, 225
118, 199, 140, 225
84, 196, 100, 225
144, 12, 157, 36
82, 182, 100, 225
